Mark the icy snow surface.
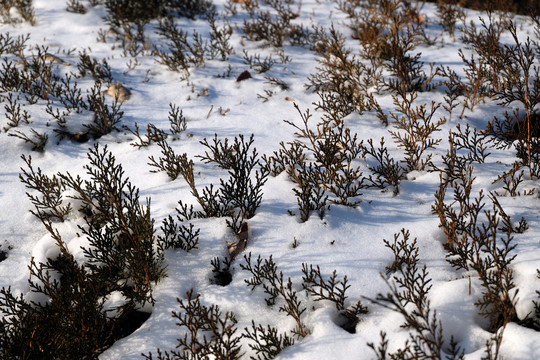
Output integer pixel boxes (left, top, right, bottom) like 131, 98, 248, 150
0, 0, 539, 359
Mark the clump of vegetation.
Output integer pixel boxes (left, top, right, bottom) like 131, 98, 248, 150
153, 17, 207, 80
66, 0, 87, 14
61, 144, 166, 306
102, 0, 212, 38
76, 50, 113, 83
530, 271, 540, 330
377, 2, 433, 95
159, 134, 269, 233
3, 92, 31, 131
104, 0, 165, 31
242, 320, 295, 360
143, 289, 243, 360
483, 21, 540, 179
8, 128, 48, 151
436, 0, 465, 38
152, 7, 233, 80
265, 103, 365, 221
369, 228, 465, 360
0, 39, 126, 149
432, 169, 522, 332
242, 254, 309, 340
335, 0, 434, 96
0, 250, 132, 359
124, 105, 188, 150
1, 1, 540, 358
361, 136, 405, 195
1, 45, 61, 104
84, 82, 125, 138
0, 0, 35, 25
0, 144, 166, 359
241, 0, 311, 48
301, 264, 368, 333
148, 137, 191, 181
241, 253, 368, 358
307, 25, 375, 119
430, 0, 534, 15
19, 155, 72, 221
388, 92, 445, 173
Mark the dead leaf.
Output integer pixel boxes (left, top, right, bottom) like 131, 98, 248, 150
238, 222, 249, 241
227, 222, 249, 260
103, 83, 131, 102
107, 27, 121, 37
42, 53, 70, 66
227, 239, 246, 259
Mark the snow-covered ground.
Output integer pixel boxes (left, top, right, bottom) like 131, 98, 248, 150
0, 0, 539, 359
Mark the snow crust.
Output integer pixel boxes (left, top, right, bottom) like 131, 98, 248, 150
0, 0, 539, 359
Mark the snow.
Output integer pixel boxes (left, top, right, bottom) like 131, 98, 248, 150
0, 0, 539, 359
